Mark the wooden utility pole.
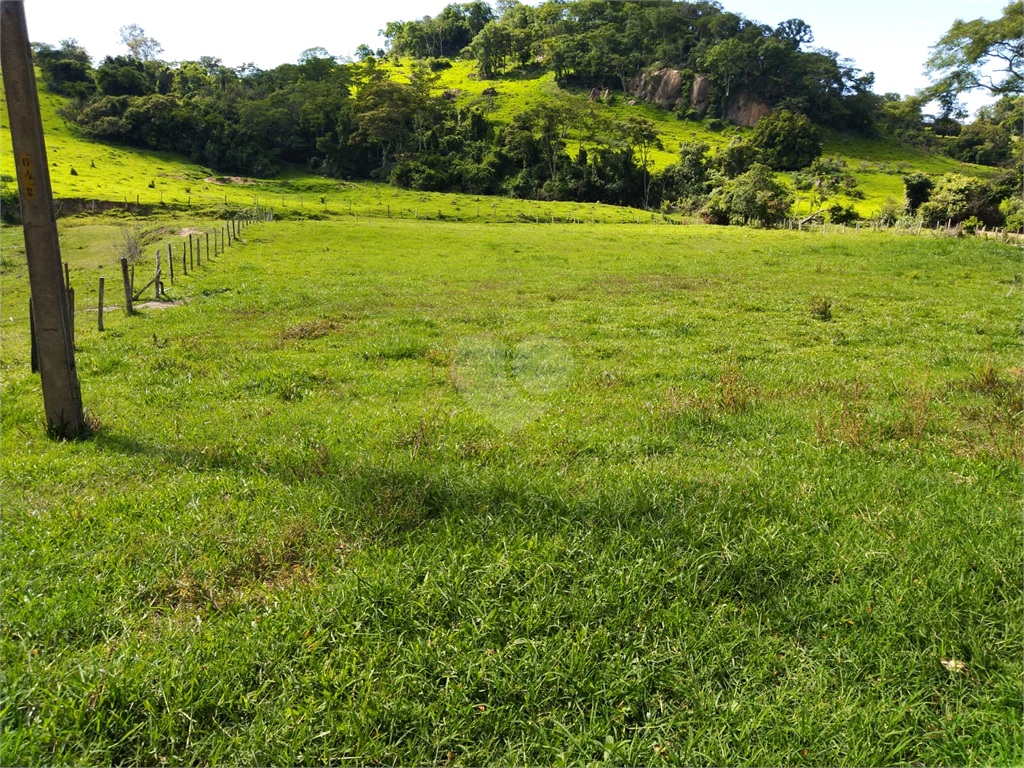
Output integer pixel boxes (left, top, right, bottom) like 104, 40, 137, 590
1, 0, 86, 438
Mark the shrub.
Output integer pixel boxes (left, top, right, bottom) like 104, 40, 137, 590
748, 110, 821, 171
902, 172, 934, 212
0, 182, 21, 224
1001, 196, 1023, 232
877, 197, 904, 225
715, 140, 760, 178
794, 156, 858, 199
827, 203, 859, 224
961, 216, 982, 234
701, 163, 793, 226
918, 174, 1001, 227
425, 57, 452, 72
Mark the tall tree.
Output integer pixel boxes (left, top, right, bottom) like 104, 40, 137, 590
924, 0, 1023, 111
118, 24, 163, 62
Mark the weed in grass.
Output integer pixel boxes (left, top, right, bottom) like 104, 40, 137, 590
810, 295, 833, 321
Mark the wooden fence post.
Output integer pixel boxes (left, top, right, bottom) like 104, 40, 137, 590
120, 257, 133, 315
67, 286, 74, 346
29, 298, 38, 372
97, 277, 104, 331
168, 242, 174, 285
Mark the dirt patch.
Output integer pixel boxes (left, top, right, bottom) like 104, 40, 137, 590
157, 173, 186, 179
176, 227, 206, 237
204, 176, 255, 185
135, 300, 187, 310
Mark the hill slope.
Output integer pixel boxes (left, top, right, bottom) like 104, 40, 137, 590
1, 64, 999, 221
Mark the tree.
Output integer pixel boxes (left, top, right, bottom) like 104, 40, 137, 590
470, 22, 511, 78
948, 120, 1013, 165
354, 44, 374, 62
701, 163, 793, 226
923, 1, 1023, 111
774, 19, 814, 49
902, 173, 934, 213
748, 109, 821, 171
660, 140, 710, 206
619, 116, 662, 209
700, 38, 755, 118
118, 24, 163, 62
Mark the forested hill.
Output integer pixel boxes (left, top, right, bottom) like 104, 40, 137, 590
17, 0, 1024, 228
385, 0, 878, 130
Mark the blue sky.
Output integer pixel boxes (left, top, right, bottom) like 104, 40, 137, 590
26, 0, 1007, 116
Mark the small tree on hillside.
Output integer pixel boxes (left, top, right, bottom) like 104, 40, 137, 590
701, 163, 793, 226
749, 110, 821, 171
619, 116, 662, 210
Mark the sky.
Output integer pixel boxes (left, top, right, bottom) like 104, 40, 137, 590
24, 0, 1009, 117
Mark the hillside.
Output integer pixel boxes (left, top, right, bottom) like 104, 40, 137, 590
0, 75, 648, 224
2, 65, 998, 223
419, 60, 998, 216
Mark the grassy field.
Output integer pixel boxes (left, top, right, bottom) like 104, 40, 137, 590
1, 212, 1021, 765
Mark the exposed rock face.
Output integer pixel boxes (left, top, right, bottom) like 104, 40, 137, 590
441, 89, 462, 101
725, 93, 771, 127
589, 86, 601, 101
629, 68, 685, 107
690, 75, 710, 114
481, 86, 498, 96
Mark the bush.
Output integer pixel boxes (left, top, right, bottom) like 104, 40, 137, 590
701, 163, 793, 226
425, 57, 452, 72
1001, 196, 1023, 232
878, 197, 904, 225
918, 174, 1002, 227
961, 216, 982, 234
827, 203, 859, 224
715, 140, 760, 179
902, 172, 934, 212
748, 110, 821, 171
0, 182, 21, 224
793, 156, 858, 199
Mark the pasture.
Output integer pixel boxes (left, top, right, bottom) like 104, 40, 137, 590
1, 216, 1021, 765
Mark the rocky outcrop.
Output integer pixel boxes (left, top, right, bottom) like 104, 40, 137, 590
690, 75, 710, 114
441, 89, 462, 101
725, 93, 771, 127
481, 86, 498, 96
628, 68, 686, 108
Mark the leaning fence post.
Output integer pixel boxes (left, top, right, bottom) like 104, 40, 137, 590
120, 257, 133, 315
168, 242, 174, 285
97, 277, 104, 331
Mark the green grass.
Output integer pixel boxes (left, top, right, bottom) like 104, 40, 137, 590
1, 213, 1021, 765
